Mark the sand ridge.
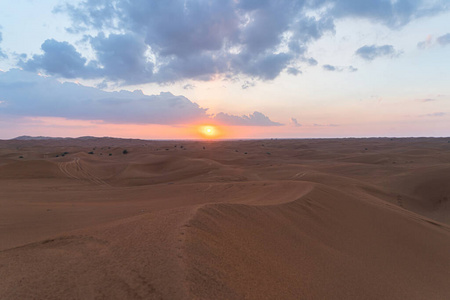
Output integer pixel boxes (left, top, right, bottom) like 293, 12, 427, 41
1, 137, 450, 299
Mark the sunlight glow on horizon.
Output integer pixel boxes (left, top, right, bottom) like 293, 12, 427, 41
198, 125, 222, 139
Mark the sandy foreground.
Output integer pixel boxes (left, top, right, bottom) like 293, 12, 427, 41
0, 137, 449, 299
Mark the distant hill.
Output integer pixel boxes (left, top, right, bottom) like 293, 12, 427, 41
13, 136, 101, 141
12, 136, 65, 141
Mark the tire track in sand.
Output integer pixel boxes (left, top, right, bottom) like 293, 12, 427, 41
58, 158, 110, 186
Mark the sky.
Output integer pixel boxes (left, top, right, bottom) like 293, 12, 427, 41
0, 0, 449, 139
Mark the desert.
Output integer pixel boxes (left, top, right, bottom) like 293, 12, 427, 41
1, 137, 449, 299
2, 0, 450, 299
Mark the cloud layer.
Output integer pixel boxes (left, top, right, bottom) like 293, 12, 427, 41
214, 112, 282, 126
16, 0, 448, 84
0, 69, 279, 126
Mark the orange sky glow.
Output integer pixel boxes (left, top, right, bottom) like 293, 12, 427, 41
1, 115, 449, 140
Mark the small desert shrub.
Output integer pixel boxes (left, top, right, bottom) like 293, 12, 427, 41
19, 156, 24, 159
123, 149, 128, 154
109, 153, 112, 156
88, 151, 94, 155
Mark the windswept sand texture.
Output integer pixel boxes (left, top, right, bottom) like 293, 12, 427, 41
1, 137, 450, 299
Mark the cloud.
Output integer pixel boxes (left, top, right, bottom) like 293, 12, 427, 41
287, 67, 301, 76
330, 0, 449, 28
417, 33, 450, 48
290, 118, 302, 127
183, 83, 195, 90
423, 112, 446, 117
18, 39, 97, 78
322, 64, 358, 72
417, 35, 433, 49
0, 69, 280, 127
90, 33, 154, 84
323, 64, 337, 71
0, 30, 8, 59
213, 111, 282, 126
19, 0, 448, 84
241, 80, 256, 89
305, 57, 318, 66
313, 123, 339, 127
0, 69, 207, 124
355, 44, 400, 61
232, 52, 294, 80
437, 33, 450, 46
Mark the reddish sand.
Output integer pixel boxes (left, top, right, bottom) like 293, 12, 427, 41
1, 137, 450, 299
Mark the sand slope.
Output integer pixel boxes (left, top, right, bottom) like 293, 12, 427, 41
1, 138, 450, 299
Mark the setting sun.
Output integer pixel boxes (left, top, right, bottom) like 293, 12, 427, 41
198, 125, 220, 139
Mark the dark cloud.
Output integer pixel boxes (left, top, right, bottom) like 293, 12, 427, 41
53, 0, 118, 33
18, 39, 97, 78
155, 52, 227, 83
0, 69, 206, 124
40, 0, 336, 83
437, 33, 450, 46
232, 52, 293, 80
126, 0, 240, 58
355, 44, 400, 61
213, 111, 282, 126
183, 84, 195, 90
0, 69, 280, 127
21, 0, 448, 84
90, 33, 153, 84
288, 15, 335, 54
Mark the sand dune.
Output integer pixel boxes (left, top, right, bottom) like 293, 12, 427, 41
1, 137, 450, 299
